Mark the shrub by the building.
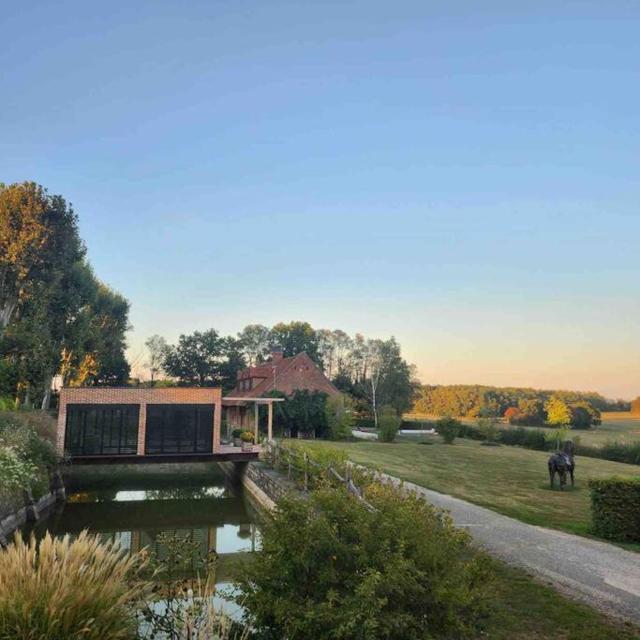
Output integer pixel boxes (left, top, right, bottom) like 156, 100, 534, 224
589, 477, 640, 542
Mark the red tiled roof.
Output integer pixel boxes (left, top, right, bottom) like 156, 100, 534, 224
229, 352, 340, 398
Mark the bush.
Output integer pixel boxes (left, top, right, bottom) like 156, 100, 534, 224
0, 531, 147, 640
237, 485, 492, 639
240, 430, 254, 443
0, 448, 37, 490
589, 477, 640, 542
437, 417, 462, 444
232, 428, 242, 438
377, 406, 401, 442
476, 417, 500, 444
325, 395, 354, 440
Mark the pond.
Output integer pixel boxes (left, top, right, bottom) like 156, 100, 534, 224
24, 463, 259, 621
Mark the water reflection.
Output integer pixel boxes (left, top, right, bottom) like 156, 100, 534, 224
29, 467, 259, 587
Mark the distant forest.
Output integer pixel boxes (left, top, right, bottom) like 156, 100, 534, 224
414, 384, 630, 418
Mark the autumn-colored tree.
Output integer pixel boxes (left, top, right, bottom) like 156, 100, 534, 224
631, 397, 640, 416
0, 182, 131, 405
545, 395, 572, 427
0, 182, 83, 336
503, 406, 520, 423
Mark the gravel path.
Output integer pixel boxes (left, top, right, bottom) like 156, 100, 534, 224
380, 473, 640, 625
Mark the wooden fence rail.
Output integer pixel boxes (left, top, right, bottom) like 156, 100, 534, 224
264, 441, 376, 512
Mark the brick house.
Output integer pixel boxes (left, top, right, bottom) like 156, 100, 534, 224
224, 350, 340, 430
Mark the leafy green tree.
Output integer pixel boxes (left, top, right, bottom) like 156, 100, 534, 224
269, 321, 320, 363
162, 329, 226, 386
569, 402, 600, 429
237, 324, 271, 366
217, 336, 247, 393
145, 335, 168, 382
269, 389, 328, 438
362, 337, 416, 427
545, 396, 572, 427
86, 283, 131, 386
236, 485, 491, 640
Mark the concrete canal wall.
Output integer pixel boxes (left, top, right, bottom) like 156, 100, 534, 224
0, 470, 65, 545
219, 461, 293, 513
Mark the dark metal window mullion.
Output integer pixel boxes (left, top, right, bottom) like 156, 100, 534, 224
193, 408, 198, 452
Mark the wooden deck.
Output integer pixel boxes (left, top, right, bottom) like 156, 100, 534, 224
68, 444, 261, 465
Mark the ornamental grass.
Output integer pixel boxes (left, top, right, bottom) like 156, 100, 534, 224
0, 531, 149, 640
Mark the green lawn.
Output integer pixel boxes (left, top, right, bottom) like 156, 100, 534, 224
303, 438, 640, 543
484, 560, 640, 639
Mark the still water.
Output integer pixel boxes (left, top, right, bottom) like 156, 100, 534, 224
26, 465, 259, 619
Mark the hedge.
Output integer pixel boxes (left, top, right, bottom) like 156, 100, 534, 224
454, 424, 640, 466
588, 477, 640, 542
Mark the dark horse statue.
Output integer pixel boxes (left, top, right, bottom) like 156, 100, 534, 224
548, 440, 576, 490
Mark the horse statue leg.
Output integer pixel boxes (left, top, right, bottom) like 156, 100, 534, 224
548, 462, 555, 489
569, 464, 575, 487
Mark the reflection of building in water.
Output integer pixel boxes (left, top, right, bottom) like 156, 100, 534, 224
32, 472, 258, 585
97, 524, 258, 583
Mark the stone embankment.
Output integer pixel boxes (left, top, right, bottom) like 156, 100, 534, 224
0, 470, 65, 546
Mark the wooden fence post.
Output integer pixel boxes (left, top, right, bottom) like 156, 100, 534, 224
303, 452, 309, 492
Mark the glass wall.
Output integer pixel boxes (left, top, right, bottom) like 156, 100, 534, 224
145, 404, 214, 454
65, 404, 140, 456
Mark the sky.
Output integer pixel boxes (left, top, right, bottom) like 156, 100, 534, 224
1, 1, 638, 399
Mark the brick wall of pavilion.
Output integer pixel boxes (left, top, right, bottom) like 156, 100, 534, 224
56, 387, 222, 455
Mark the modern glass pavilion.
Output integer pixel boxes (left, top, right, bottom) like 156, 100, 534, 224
57, 387, 281, 462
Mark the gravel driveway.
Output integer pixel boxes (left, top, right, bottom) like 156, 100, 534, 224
380, 473, 640, 625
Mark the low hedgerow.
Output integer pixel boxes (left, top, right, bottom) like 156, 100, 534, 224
454, 422, 640, 466
589, 477, 640, 542
579, 441, 640, 466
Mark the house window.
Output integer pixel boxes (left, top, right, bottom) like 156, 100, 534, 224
145, 404, 214, 454
65, 404, 139, 456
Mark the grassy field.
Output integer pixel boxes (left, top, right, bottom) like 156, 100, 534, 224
303, 438, 640, 544
405, 411, 640, 448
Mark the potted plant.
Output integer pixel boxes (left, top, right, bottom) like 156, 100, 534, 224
232, 428, 243, 447
240, 431, 254, 452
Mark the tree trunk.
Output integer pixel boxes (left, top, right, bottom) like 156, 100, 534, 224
371, 377, 378, 429
41, 371, 53, 410
0, 297, 17, 337
24, 383, 32, 409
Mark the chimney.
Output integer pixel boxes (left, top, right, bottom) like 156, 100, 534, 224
271, 350, 284, 362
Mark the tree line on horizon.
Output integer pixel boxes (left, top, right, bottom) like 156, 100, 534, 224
0, 182, 130, 409
414, 383, 631, 423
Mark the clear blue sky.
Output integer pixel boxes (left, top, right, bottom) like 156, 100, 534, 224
1, 1, 638, 398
